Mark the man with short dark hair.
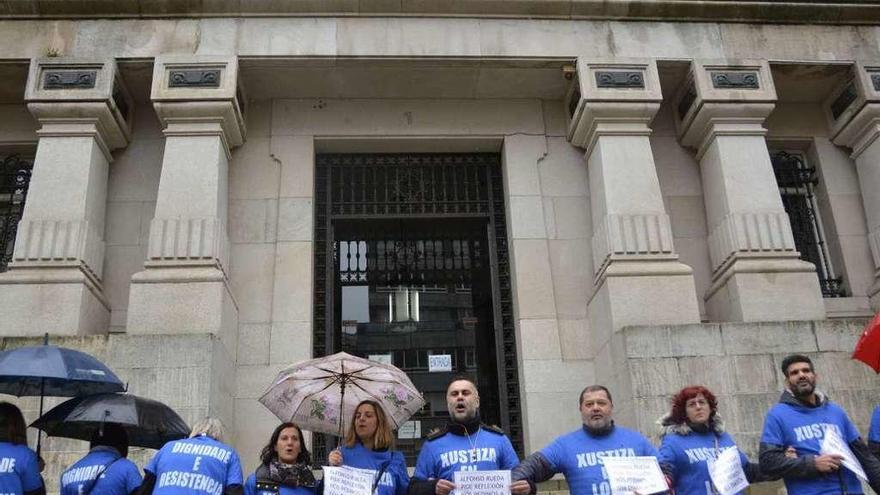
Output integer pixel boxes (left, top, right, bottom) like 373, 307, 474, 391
60, 424, 142, 495
408, 377, 529, 495
512, 385, 661, 495
760, 354, 880, 494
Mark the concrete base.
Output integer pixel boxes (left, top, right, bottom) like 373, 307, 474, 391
0, 267, 109, 336
127, 266, 239, 358
705, 258, 826, 322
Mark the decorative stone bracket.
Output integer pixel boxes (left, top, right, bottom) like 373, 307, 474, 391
151, 55, 246, 152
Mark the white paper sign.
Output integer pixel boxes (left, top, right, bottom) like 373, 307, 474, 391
820, 425, 867, 481
322, 465, 376, 495
428, 354, 453, 372
601, 456, 667, 495
369, 353, 393, 365
397, 420, 421, 439
453, 470, 511, 495
707, 447, 749, 495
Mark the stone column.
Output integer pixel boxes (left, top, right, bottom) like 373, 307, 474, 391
827, 62, 880, 310
127, 56, 245, 352
566, 60, 701, 336
675, 60, 824, 322
0, 58, 133, 335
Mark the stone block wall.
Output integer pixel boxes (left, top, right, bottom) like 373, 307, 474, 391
0, 334, 232, 494
620, 318, 879, 495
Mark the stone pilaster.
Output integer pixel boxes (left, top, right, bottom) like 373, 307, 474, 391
126, 56, 244, 354
827, 62, 880, 310
567, 59, 701, 333
0, 58, 133, 336
675, 60, 824, 322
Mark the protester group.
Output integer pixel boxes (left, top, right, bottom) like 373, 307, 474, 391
2, 353, 880, 495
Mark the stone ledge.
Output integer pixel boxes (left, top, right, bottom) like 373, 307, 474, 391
0, 1, 879, 24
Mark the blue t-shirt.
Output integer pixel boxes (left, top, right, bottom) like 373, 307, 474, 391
869, 405, 880, 443
761, 398, 863, 495
60, 447, 142, 495
539, 426, 659, 495
145, 435, 244, 495
658, 430, 749, 495
413, 427, 519, 482
337, 443, 409, 495
243, 474, 313, 495
0, 442, 43, 495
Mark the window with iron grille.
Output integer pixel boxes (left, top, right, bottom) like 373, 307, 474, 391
770, 150, 845, 298
0, 155, 32, 273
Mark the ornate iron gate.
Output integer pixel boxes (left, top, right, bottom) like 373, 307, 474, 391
313, 153, 522, 463
0, 155, 32, 273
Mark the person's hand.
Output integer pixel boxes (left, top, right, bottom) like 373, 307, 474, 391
435, 479, 455, 495
784, 446, 797, 459
510, 480, 530, 495
328, 449, 343, 467
814, 454, 843, 473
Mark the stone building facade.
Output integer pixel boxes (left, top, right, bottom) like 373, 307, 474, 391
0, 2, 880, 493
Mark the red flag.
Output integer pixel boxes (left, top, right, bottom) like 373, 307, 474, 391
853, 312, 880, 373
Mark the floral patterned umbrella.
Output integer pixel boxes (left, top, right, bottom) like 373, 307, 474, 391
259, 352, 425, 436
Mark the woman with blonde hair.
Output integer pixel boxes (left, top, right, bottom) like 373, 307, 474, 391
326, 400, 408, 495
138, 417, 244, 495
0, 402, 44, 495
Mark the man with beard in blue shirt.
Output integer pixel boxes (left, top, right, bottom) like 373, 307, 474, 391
408, 377, 530, 495
512, 385, 664, 495
759, 354, 880, 495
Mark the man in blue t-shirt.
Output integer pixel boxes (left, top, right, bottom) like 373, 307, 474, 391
868, 405, 880, 459
512, 385, 664, 495
60, 424, 141, 495
408, 377, 529, 495
759, 354, 880, 494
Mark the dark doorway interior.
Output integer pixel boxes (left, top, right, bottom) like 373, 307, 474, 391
312, 153, 521, 464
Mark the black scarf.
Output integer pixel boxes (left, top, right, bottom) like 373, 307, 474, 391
264, 460, 315, 488
448, 412, 482, 435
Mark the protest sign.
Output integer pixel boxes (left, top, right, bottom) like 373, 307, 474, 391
707, 447, 749, 495
820, 426, 867, 481
602, 456, 667, 495
453, 469, 511, 495
323, 465, 376, 495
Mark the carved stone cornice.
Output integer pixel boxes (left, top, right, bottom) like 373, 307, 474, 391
24, 58, 133, 154
565, 59, 662, 155
673, 60, 776, 159
827, 62, 880, 159
151, 55, 246, 152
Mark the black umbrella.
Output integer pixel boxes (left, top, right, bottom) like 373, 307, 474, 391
30, 393, 190, 449
0, 334, 125, 454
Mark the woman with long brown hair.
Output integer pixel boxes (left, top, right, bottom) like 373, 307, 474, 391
245, 422, 314, 495
0, 402, 45, 495
326, 400, 408, 495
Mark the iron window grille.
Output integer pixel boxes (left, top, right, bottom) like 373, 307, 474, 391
0, 155, 32, 273
770, 150, 845, 298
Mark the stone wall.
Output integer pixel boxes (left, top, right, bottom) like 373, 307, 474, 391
620, 318, 879, 495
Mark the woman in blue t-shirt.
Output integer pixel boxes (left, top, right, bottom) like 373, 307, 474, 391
326, 400, 409, 495
657, 386, 779, 495
0, 402, 44, 495
244, 423, 314, 495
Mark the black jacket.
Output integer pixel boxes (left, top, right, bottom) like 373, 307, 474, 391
758, 390, 880, 493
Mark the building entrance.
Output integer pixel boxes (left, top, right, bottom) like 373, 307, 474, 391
312, 153, 522, 463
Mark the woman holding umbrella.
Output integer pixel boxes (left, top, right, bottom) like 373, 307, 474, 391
245, 423, 314, 495
60, 424, 141, 495
0, 402, 45, 495
325, 400, 409, 495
